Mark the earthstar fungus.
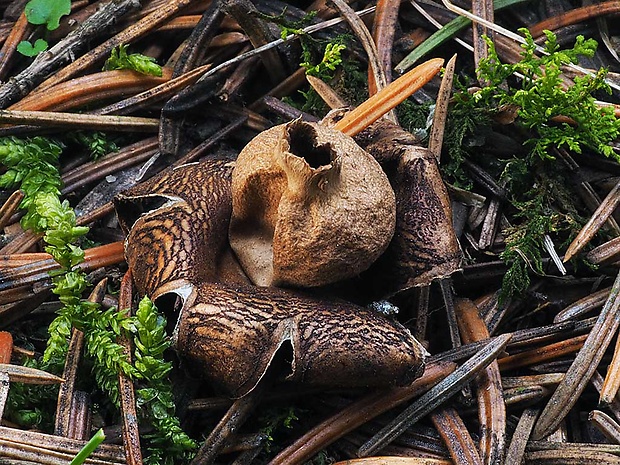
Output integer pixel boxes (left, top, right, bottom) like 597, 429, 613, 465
115, 155, 423, 396
115, 57, 453, 397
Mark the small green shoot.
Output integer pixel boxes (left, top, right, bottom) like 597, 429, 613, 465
274, 10, 317, 39
68, 131, 119, 160
18, 0, 71, 56
395, 0, 532, 71
104, 45, 163, 77
0, 136, 195, 463
23, 0, 70, 30
302, 42, 346, 78
256, 406, 300, 459
16, 38, 48, 57
0, 137, 67, 238
70, 428, 106, 465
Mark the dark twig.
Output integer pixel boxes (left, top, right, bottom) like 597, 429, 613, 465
160, 0, 224, 157
222, 0, 286, 83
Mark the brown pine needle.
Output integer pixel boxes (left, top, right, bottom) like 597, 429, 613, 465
0, 242, 124, 287
455, 298, 505, 465
586, 236, 620, 266
504, 408, 539, 465
0, 110, 159, 132
358, 333, 511, 457
600, 331, 620, 403
502, 373, 564, 389
0, 331, 12, 364
471, 0, 494, 70
333, 459, 452, 465
0, 13, 30, 82
564, 180, 620, 262
334, 57, 444, 137
428, 54, 456, 162
529, 2, 620, 39
0, 0, 141, 108
118, 270, 142, 465
592, 371, 620, 423
329, 0, 389, 97
34, 0, 194, 93
554, 286, 611, 323
0, 426, 125, 463
590, 410, 620, 443
11, 69, 172, 112
430, 407, 483, 465
0, 190, 24, 230
54, 279, 107, 437
306, 75, 348, 110
498, 334, 587, 371
371, 0, 400, 94
269, 362, 455, 465
0, 364, 64, 384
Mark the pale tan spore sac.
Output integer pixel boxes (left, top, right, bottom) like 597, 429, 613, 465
229, 118, 396, 288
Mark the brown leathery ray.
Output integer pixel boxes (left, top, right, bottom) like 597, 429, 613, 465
229, 118, 396, 288
326, 114, 462, 296
173, 281, 426, 398
114, 156, 249, 300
